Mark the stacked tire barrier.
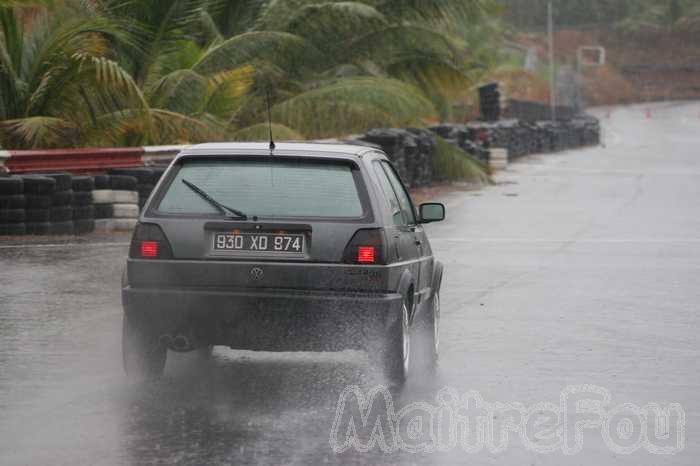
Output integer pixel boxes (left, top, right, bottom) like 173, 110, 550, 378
0, 172, 96, 236
72, 176, 96, 234
354, 128, 435, 188
0, 167, 167, 236
0, 176, 26, 235
478, 83, 501, 121
429, 116, 600, 162
93, 173, 140, 232
108, 168, 162, 209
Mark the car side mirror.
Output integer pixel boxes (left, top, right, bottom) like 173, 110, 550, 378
419, 203, 445, 224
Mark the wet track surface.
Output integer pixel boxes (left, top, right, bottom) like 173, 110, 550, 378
1, 102, 700, 465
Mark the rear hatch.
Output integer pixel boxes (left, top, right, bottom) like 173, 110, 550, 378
128, 154, 387, 291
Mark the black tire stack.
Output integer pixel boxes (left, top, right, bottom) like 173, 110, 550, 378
479, 82, 501, 122
0, 176, 27, 236
109, 168, 156, 209
72, 176, 96, 235
93, 174, 140, 231
41, 173, 75, 235
23, 175, 57, 235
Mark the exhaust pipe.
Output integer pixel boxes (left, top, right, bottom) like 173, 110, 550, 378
172, 335, 191, 352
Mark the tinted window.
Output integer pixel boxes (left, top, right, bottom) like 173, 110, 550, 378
157, 159, 365, 218
372, 161, 404, 226
380, 161, 416, 224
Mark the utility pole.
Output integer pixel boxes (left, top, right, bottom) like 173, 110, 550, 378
548, 1, 556, 121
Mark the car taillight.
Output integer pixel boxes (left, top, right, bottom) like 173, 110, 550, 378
140, 241, 158, 258
343, 229, 387, 265
129, 223, 173, 259
357, 246, 375, 264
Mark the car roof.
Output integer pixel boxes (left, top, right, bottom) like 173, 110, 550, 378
176, 142, 383, 161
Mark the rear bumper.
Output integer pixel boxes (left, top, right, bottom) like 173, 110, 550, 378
122, 286, 402, 351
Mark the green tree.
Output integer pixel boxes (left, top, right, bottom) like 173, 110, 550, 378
2, 0, 504, 147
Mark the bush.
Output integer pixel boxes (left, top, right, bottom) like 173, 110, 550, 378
432, 136, 490, 184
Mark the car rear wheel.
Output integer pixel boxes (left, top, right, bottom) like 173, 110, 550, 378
380, 298, 410, 387
122, 314, 167, 379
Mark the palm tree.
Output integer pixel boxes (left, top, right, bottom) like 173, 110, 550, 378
0, 1, 146, 148
2, 0, 502, 147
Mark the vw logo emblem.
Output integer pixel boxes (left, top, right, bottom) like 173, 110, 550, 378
249, 267, 264, 281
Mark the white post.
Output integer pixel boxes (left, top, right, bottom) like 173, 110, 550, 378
0, 150, 10, 174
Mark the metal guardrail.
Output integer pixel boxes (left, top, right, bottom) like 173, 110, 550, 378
1, 146, 185, 174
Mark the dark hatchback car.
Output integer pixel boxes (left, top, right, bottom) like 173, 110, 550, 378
122, 143, 445, 385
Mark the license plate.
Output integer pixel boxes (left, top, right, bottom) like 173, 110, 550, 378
213, 232, 304, 254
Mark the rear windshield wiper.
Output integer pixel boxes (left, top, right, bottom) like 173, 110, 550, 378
181, 178, 248, 220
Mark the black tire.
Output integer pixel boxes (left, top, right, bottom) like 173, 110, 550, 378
94, 203, 114, 219
50, 206, 73, 222
151, 167, 167, 184
25, 195, 51, 209
73, 205, 94, 220
109, 175, 137, 191
136, 184, 154, 197
122, 314, 167, 379
0, 223, 26, 235
52, 189, 74, 206
0, 177, 23, 195
72, 176, 95, 192
74, 218, 95, 235
49, 220, 74, 235
371, 297, 410, 388
35, 172, 72, 191
21, 176, 55, 195
94, 175, 110, 189
0, 208, 26, 224
72, 191, 92, 206
0, 194, 26, 209
109, 168, 153, 184
25, 209, 51, 222
26, 222, 51, 235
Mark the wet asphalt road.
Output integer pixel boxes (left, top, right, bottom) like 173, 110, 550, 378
1, 102, 700, 465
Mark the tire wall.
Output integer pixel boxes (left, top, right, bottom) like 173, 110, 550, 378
350, 115, 600, 188
0, 117, 600, 236
0, 168, 167, 236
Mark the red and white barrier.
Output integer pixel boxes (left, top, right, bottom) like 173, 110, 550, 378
0, 145, 185, 174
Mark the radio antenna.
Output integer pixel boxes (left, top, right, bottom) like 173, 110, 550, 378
266, 89, 275, 153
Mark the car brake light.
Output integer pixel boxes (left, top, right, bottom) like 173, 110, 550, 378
342, 229, 387, 264
140, 241, 158, 258
129, 223, 173, 259
357, 246, 375, 264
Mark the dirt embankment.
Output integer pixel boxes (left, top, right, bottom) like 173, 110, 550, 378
517, 28, 700, 106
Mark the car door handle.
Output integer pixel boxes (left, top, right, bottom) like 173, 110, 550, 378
415, 240, 422, 246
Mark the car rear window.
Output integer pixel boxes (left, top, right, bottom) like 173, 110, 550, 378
156, 158, 365, 219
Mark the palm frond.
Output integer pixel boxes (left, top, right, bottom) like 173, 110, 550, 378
377, 0, 499, 24
193, 30, 322, 76
207, 0, 269, 37
285, 2, 386, 58
1, 116, 78, 148
148, 69, 208, 115
204, 65, 255, 119
271, 77, 436, 138
256, 0, 384, 30
230, 122, 302, 141
432, 135, 489, 184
